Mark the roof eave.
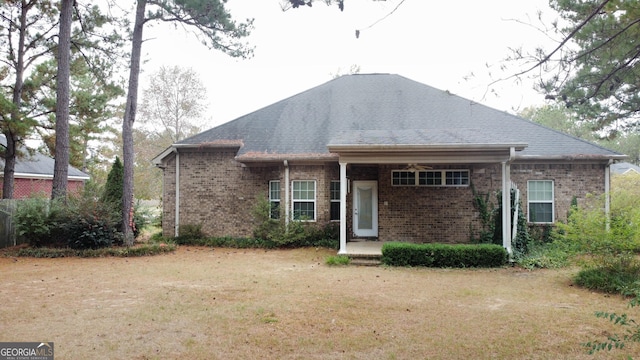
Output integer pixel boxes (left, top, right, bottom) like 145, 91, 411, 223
237, 153, 338, 164
327, 143, 528, 153
515, 154, 628, 162
152, 141, 244, 165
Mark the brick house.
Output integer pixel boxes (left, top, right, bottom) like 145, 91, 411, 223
0, 135, 90, 198
153, 74, 626, 254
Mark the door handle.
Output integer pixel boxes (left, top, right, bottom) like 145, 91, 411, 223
354, 209, 358, 215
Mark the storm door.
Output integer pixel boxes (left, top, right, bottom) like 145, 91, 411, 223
352, 181, 378, 237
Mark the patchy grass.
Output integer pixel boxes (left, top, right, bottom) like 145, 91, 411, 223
325, 254, 350, 266
1, 247, 639, 359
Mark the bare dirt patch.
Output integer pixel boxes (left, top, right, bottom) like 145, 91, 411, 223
1, 247, 638, 359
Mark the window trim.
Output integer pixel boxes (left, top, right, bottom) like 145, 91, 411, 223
330, 180, 340, 221
269, 180, 280, 220
392, 169, 470, 187
527, 180, 555, 223
291, 180, 317, 222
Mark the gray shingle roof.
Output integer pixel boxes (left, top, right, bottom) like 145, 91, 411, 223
0, 136, 90, 179
179, 74, 623, 161
611, 162, 640, 175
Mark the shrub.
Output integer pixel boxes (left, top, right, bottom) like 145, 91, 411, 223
14, 192, 121, 250
250, 195, 339, 248
14, 197, 65, 247
178, 223, 204, 239
174, 236, 277, 249
381, 242, 507, 268
574, 254, 640, 295
516, 240, 571, 270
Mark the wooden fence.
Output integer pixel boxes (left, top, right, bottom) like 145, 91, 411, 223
0, 200, 18, 248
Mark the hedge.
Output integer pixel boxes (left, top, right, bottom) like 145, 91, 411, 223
381, 242, 508, 268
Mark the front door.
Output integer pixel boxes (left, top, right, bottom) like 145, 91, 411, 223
353, 181, 378, 237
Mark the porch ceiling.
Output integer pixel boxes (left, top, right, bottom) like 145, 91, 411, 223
327, 128, 528, 164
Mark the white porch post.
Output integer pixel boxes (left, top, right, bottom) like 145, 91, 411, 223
338, 161, 348, 254
605, 160, 612, 231
502, 161, 512, 256
174, 151, 180, 237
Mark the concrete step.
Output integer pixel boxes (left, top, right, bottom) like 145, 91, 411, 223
348, 254, 382, 266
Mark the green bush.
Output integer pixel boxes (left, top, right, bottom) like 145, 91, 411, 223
7, 242, 176, 258
516, 240, 571, 270
14, 197, 65, 247
381, 242, 508, 268
174, 236, 277, 249
574, 254, 640, 295
178, 223, 204, 239
14, 193, 121, 250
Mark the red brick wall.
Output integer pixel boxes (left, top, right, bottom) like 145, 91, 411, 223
0, 178, 85, 199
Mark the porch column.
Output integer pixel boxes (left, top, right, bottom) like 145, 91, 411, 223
338, 161, 348, 254
501, 161, 512, 256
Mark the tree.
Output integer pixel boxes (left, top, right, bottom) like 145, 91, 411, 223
542, 0, 640, 134
0, 1, 127, 198
0, 1, 58, 199
519, 104, 597, 140
102, 156, 123, 209
496, 0, 640, 136
120, 0, 253, 245
139, 65, 207, 143
34, 58, 124, 172
51, 0, 74, 200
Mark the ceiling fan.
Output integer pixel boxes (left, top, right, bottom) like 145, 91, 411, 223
403, 163, 433, 172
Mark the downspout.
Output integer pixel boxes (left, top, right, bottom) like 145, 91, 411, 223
284, 160, 290, 226
605, 159, 612, 231
502, 147, 515, 258
175, 150, 180, 237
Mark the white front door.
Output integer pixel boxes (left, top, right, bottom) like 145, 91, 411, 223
353, 181, 378, 237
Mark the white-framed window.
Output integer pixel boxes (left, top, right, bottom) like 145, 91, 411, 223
392, 171, 416, 185
330, 180, 340, 221
292, 180, 316, 221
392, 170, 469, 187
269, 180, 280, 219
527, 180, 554, 223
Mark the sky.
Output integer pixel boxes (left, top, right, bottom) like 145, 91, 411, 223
140, 0, 558, 130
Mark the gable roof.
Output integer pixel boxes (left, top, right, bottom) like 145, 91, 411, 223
0, 136, 90, 180
611, 162, 640, 175
170, 74, 624, 163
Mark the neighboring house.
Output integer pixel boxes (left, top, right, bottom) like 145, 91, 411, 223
153, 74, 626, 254
611, 162, 640, 176
0, 135, 90, 198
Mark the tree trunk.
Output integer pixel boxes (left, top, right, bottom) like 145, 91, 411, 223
2, 133, 16, 199
3, 1, 29, 199
51, 0, 74, 200
122, 0, 146, 245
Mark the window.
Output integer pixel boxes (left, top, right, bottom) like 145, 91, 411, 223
292, 180, 316, 221
392, 170, 469, 187
330, 180, 340, 221
392, 171, 416, 185
528, 180, 554, 223
269, 181, 280, 219
445, 171, 470, 186
419, 171, 442, 186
